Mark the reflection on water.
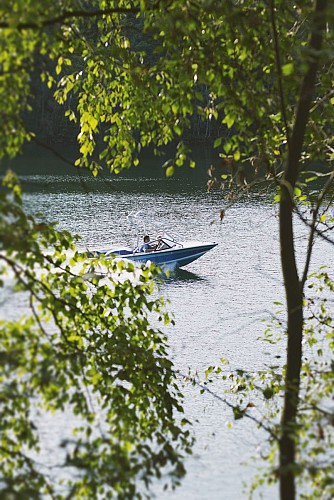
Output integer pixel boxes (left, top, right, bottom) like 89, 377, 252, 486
3, 168, 334, 500
160, 268, 206, 284
17, 174, 210, 197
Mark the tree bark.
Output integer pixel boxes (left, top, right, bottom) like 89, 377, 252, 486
279, 195, 303, 499
278, 1, 327, 498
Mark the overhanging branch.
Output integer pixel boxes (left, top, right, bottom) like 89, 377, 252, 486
0, 7, 140, 30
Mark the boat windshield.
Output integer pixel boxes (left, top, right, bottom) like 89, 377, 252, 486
133, 236, 182, 253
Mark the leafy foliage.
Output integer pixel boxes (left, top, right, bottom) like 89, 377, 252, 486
202, 270, 334, 499
1, 1, 333, 175
0, 173, 192, 498
1, 0, 334, 498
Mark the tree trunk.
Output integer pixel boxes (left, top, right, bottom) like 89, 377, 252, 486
278, 1, 327, 498
279, 194, 303, 499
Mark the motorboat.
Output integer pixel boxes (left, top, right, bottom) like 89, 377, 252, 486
88, 235, 217, 271
86, 212, 217, 271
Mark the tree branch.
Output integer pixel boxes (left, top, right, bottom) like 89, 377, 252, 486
269, 0, 290, 147
181, 372, 279, 441
0, 7, 140, 30
299, 169, 334, 286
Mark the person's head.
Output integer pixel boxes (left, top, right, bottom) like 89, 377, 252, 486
143, 235, 150, 243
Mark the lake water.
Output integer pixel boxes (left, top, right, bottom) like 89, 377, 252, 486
4, 161, 334, 499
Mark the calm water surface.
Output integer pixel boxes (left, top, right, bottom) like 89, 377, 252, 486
6, 170, 334, 499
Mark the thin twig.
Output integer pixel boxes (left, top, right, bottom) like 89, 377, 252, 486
298, 169, 334, 286
180, 372, 279, 441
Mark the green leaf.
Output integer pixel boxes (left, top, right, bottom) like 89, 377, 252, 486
262, 387, 274, 400
282, 63, 294, 76
233, 406, 245, 420
166, 166, 175, 177
223, 114, 235, 129
214, 137, 222, 148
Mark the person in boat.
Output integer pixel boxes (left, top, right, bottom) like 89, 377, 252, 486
155, 236, 168, 251
139, 235, 154, 253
